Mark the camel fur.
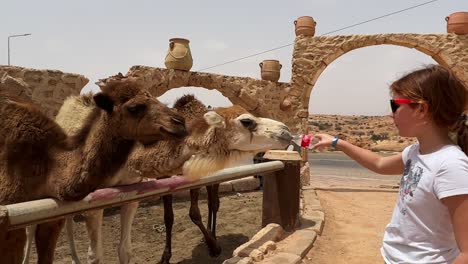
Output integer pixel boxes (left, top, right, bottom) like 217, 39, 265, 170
1, 73, 188, 264
39, 94, 291, 264
23, 94, 228, 264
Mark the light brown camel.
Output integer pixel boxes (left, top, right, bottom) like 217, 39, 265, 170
150, 96, 292, 264
0, 73, 187, 264
52, 94, 291, 263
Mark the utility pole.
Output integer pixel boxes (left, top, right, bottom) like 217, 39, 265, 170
8, 33, 31, 65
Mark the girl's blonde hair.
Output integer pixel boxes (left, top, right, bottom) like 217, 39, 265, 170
390, 64, 468, 153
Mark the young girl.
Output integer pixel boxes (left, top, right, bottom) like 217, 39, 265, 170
312, 65, 468, 264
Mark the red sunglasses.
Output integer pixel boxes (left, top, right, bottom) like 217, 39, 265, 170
390, 98, 416, 113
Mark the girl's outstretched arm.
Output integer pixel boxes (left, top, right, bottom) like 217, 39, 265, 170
312, 133, 404, 175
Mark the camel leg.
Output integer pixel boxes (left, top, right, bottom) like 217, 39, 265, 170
35, 219, 64, 264
22, 225, 36, 264
84, 210, 104, 264
160, 195, 173, 264
189, 188, 221, 257
207, 184, 220, 239
118, 201, 139, 264
65, 216, 81, 264
1, 228, 26, 264
207, 186, 213, 232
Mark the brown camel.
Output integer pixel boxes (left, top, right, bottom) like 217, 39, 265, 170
56, 94, 291, 263
0, 73, 187, 264
0, 92, 86, 162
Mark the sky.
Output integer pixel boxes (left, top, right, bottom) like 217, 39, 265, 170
1, 0, 466, 116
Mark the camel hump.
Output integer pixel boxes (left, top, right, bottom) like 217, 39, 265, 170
55, 93, 96, 135
173, 94, 198, 109
173, 94, 207, 118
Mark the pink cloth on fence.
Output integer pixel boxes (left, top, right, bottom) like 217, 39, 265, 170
84, 176, 193, 202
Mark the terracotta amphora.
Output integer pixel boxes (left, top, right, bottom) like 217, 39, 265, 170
294, 16, 316, 37
259, 60, 282, 82
446, 12, 468, 35
164, 38, 193, 71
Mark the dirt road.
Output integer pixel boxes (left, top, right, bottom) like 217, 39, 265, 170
304, 174, 399, 264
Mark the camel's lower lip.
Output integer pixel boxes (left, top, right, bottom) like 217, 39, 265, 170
280, 135, 293, 142
137, 128, 185, 145
278, 134, 292, 145
160, 127, 187, 138
138, 136, 159, 146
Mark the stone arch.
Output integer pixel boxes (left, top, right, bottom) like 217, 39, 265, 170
126, 66, 292, 121
306, 46, 431, 116
284, 34, 468, 132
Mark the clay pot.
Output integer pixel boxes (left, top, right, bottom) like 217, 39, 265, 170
259, 60, 282, 82
164, 38, 193, 71
446, 12, 468, 35
294, 16, 316, 37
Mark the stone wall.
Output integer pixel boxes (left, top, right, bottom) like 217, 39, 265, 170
0, 66, 88, 117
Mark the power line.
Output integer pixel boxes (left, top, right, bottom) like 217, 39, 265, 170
322, 0, 440, 35
197, 43, 294, 72
196, 0, 441, 72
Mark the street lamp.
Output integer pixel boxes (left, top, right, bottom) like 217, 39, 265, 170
8, 33, 31, 66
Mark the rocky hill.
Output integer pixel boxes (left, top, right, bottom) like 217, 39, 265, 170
307, 114, 418, 152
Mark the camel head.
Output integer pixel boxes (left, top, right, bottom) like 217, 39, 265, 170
120, 95, 293, 181
173, 95, 292, 180
214, 105, 292, 152
95, 73, 187, 144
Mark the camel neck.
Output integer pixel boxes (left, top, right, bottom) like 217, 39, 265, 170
57, 113, 136, 201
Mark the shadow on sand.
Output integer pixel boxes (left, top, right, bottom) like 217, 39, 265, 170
177, 233, 250, 264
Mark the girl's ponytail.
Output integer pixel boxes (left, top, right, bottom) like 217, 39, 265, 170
455, 114, 468, 154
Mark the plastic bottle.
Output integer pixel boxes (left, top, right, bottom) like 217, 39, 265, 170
291, 134, 314, 147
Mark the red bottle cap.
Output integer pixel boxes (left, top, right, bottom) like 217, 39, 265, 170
301, 134, 312, 147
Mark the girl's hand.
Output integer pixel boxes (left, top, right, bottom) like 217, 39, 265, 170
311, 133, 335, 151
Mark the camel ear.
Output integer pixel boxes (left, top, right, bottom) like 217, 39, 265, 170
203, 111, 225, 128
95, 80, 106, 87
93, 93, 114, 113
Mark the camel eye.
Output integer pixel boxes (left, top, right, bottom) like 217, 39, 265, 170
126, 103, 147, 117
240, 118, 256, 130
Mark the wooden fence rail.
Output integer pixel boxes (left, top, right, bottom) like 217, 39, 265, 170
1, 150, 302, 234
0, 160, 293, 232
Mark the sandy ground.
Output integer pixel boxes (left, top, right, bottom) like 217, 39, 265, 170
29, 191, 264, 264
28, 173, 400, 264
304, 175, 399, 264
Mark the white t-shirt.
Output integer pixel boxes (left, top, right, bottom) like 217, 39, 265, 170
381, 144, 468, 264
